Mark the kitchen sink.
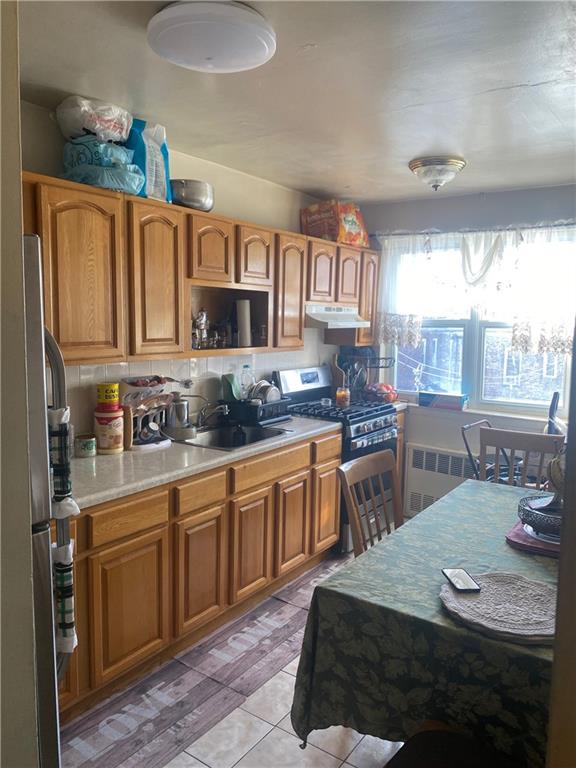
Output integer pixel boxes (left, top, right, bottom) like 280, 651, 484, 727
184, 425, 287, 451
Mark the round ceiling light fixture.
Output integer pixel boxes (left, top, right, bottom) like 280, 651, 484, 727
147, 2, 277, 74
408, 156, 466, 191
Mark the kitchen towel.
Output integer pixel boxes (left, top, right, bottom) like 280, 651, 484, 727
52, 540, 77, 654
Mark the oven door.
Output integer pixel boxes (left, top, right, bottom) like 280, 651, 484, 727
343, 428, 397, 462
339, 428, 398, 553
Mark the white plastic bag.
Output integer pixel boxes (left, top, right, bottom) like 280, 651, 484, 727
55, 95, 133, 143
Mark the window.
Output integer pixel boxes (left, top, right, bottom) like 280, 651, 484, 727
384, 228, 575, 414
481, 328, 566, 406
397, 325, 464, 393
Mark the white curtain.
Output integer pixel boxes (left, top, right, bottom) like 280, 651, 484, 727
376, 225, 576, 354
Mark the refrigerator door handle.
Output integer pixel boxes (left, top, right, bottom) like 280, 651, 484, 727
24, 235, 52, 528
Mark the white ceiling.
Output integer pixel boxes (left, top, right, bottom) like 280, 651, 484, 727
19, 1, 576, 202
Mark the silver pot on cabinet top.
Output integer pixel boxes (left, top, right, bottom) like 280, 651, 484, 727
171, 179, 214, 212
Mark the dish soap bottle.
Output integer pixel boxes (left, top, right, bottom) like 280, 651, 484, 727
240, 364, 255, 400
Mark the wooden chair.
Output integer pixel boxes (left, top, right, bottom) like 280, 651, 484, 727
338, 449, 403, 558
479, 427, 564, 489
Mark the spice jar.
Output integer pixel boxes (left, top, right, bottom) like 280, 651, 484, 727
335, 386, 351, 408
96, 382, 120, 410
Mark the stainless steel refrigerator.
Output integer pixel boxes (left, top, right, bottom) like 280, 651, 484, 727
24, 233, 72, 767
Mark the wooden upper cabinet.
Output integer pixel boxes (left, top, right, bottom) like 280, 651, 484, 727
89, 527, 170, 686
336, 247, 361, 304
236, 225, 274, 286
38, 182, 125, 362
357, 250, 380, 346
189, 214, 234, 283
307, 240, 337, 302
230, 486, 274, 603
128, 201, 185, 356
274, 470, 311, 577
22, 180, 38, 235
275, 233, 307, 348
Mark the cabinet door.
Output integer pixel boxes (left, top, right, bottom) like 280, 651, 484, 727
128, 201, 185, 355
336, 247, 361, 304
274, 470, 311, 577
89, 528, 170, 686
175, 505, 228, 636
189, 214, 234, 283
311, 459, 341, 553
230, 486, 273, 603
236, 225, 273, 286
275, 234, 307, 348
356, 250, 380, 346
38, 183, 125, 362
307, 241, 337, 302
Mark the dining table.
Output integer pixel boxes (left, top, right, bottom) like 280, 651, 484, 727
291, 480, 558, 768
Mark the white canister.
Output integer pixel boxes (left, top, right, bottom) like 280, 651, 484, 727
236, 299, 251, 347
94, 407, 124, 455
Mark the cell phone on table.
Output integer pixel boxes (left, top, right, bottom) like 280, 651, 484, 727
442, 568, 481, 592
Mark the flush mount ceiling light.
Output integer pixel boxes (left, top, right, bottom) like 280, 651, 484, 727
147, 2, 277, 73
408, 156, 467, 191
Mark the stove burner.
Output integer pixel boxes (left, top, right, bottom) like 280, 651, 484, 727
290, 399, 394, 420
289, 399, 397, 439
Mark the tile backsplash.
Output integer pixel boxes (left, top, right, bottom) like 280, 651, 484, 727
63, 329, 337, 433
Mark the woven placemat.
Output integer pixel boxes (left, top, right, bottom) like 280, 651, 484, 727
440, 572, 556, 645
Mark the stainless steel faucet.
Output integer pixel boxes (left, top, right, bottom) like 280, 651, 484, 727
196, 402, 230, 428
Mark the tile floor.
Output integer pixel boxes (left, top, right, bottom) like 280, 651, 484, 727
60, 554, 403, 768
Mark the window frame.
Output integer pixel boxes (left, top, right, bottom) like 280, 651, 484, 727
392, 310, 571, 418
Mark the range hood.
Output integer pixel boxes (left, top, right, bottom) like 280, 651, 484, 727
305, 304, 370, 329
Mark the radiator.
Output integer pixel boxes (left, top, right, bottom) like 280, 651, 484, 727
404, 443, 476, 517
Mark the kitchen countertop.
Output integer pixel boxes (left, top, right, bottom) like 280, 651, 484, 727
71, 417, 341, 510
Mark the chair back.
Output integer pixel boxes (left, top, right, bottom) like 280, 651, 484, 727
338, 449, 403, 557
478, 427, 564, 489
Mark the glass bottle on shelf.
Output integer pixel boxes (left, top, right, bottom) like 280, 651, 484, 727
240, 364, 255, 400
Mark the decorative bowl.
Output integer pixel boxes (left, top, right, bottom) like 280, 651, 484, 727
518, 495, 563, 537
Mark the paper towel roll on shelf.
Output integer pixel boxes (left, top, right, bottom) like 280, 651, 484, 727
236, 300, 252, 347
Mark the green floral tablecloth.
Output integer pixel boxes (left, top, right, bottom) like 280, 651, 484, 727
291, 480, 557, 768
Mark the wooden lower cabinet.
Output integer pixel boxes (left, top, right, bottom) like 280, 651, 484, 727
61, 429, 343, 714
311, 459, 341, 553
175, 505, 228, 636
230, 486, 274, 604
89, 527, 170, 686
274, 470, 311, 577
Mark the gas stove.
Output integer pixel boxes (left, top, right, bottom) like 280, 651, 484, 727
289, 399, 396, 439
273, 364, 399, 554
273, 365, 398, 455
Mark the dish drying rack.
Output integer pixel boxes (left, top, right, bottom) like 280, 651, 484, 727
332, 354, 395, 391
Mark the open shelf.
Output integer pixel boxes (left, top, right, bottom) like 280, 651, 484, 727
188, 285, 273, 353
